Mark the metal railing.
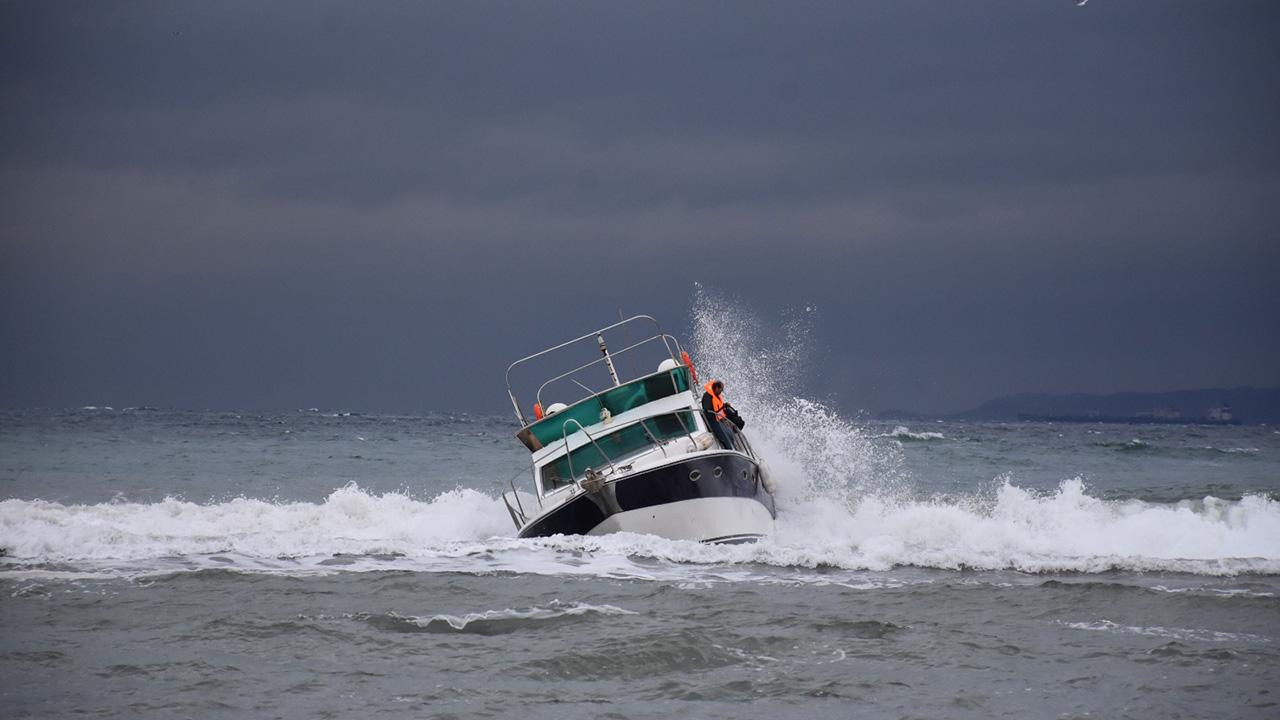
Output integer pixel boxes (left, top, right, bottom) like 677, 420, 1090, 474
532, 334, 684, 411
502, 480, 526, 529
559, 417, 618, 486
505, 315, 684, 426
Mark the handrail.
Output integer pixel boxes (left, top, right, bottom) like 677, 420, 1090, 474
507, 315, 664, 381
500, 468, 539, 530
509, 476, 525, 518
635, 417, 669, 460
502, 488, 525, 529
535, 403, 695, 457
533, 334, 684, 411
559, 418, 618, 488
727, 420, 755, 458
505, 315, 676, 424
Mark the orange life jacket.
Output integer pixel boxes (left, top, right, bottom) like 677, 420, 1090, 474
704, 381, 726, 421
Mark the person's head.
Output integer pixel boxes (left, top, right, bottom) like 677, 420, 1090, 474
711, 381, 723, 395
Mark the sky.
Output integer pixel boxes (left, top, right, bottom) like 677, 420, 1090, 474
1, 1, 1277, 416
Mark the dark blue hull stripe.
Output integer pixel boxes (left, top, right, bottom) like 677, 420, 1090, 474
518, 452, 776, 538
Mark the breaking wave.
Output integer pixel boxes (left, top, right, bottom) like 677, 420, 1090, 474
0, 484, 509, 564
1, 480, 1277, 578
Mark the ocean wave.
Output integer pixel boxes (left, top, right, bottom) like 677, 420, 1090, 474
876, 426, 946, 442
1090, 439, 1262, 458
2, 479, 1278, 579
1059, 619, 1273, 645
1205, 446, 1260, 455
1092, 438, 1151, 452
375, 601, 637, 634
762, 477, 1280, 576
0, 483, 510, 564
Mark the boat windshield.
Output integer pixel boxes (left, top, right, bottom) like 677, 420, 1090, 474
540, 411, 698, 493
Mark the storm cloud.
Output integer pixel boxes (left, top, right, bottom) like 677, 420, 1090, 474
2, 1, 1277, 414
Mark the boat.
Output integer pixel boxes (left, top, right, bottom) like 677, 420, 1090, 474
500, 315, 777, 544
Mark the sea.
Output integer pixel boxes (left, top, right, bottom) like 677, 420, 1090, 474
2, 308, 1278, 719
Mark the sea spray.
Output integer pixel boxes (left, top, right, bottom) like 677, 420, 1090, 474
689, 284, 905, 506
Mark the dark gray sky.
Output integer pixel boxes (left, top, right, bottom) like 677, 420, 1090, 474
2, 1, 1277, 415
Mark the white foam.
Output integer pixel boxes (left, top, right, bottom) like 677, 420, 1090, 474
405, 601, 637, 630
688, 284, 904, 502
1150, 584, 1275, 598
1, 479, 1278, 579
0, 483, 510, 563
1061, 619, 1274, 645
761, 478, 1280, 574
877, 426, 946, 441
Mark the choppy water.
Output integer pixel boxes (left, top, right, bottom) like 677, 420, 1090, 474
4, 411, 1278, 719
3, 303, 1279, 717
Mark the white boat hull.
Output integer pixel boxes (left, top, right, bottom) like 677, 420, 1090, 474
588, 495, 775, 544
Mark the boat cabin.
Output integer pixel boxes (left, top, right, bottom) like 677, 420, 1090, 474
500, 315, 772, 539
502, 316, 730, 525
524, 368, 708, 496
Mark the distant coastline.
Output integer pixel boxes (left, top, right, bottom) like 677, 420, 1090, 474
1013, 413, 1241, 426
877, 386, 1280, 425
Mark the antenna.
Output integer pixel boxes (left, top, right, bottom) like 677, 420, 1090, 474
597, 334, 621, 386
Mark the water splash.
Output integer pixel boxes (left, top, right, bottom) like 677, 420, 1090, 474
688, 283, 905, 505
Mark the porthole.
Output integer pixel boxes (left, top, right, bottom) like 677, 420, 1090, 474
741, 468, 749, 480
713, 466, 723, 478
689, 469, 701, 482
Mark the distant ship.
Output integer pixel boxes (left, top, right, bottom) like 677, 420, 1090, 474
1018, 404, 1241, 425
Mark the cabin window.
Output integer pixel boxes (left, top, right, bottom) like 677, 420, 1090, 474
539, 411, 699, 492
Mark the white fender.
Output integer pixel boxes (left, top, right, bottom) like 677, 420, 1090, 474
686, 432, 715, 453
758, 458, 778, 494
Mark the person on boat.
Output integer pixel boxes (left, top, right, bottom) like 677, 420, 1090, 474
701, 380, 737, 449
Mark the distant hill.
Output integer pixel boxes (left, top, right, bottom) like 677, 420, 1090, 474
950, 387, 1280, 425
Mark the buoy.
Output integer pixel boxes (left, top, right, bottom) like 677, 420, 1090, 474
533, 402, 544, 420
